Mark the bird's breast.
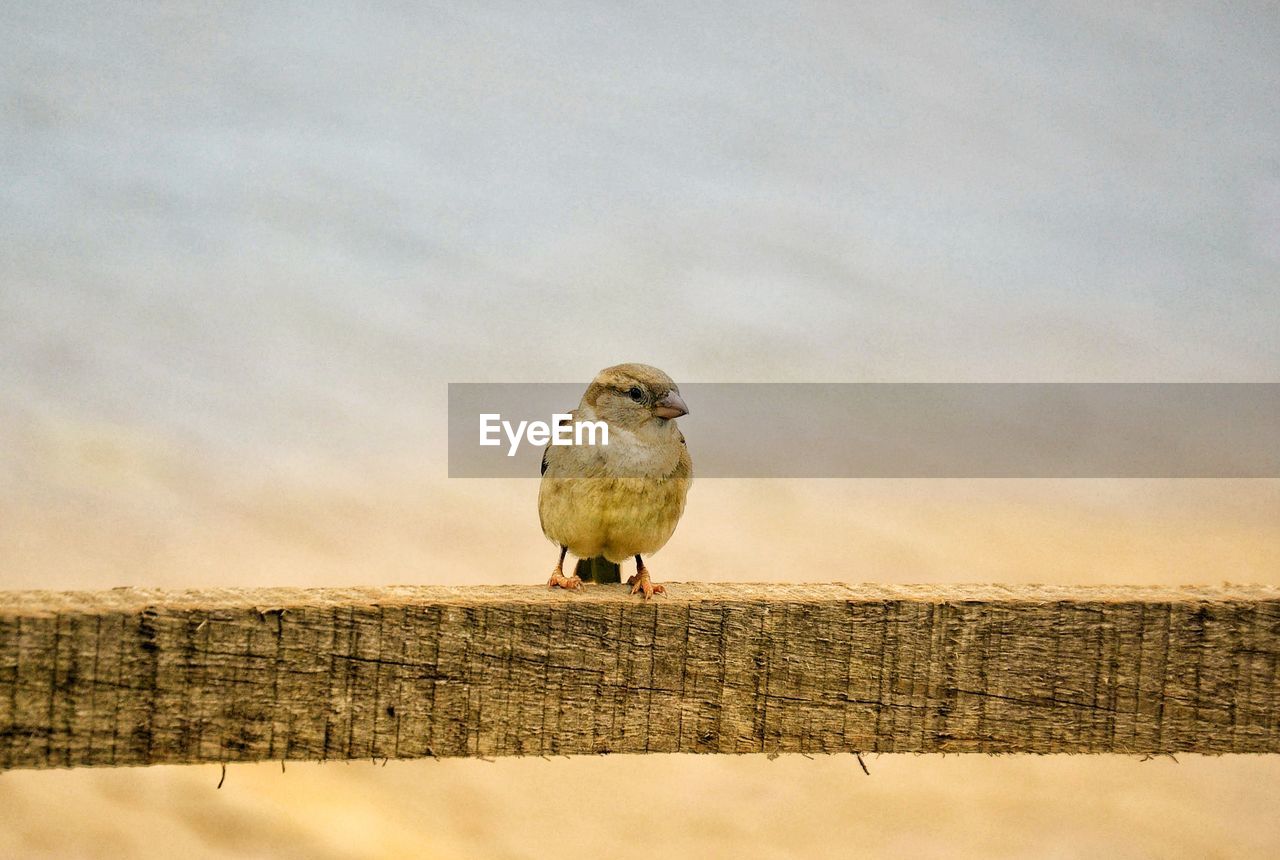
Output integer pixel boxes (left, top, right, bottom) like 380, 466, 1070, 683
538, 472, 690, 561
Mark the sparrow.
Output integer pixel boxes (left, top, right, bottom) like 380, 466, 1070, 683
539, 363, 692, 598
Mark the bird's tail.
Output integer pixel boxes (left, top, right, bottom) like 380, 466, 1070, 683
574, 556, 622, 584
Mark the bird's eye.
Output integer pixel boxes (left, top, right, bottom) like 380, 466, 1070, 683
628, 386, 644, 403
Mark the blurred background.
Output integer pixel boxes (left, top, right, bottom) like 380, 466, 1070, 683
2, 2, 1278, 857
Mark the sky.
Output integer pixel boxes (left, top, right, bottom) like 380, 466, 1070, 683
2, 0, 1277, 586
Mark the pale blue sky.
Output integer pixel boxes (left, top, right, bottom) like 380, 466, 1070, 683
3, 2, 1278, 474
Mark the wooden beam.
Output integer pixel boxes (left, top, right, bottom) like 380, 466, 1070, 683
1, 583, 1277, 769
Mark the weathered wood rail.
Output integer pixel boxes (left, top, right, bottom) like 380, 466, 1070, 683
1, 583, 1277, 769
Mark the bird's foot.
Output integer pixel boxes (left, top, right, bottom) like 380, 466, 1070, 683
548, 571, 583, 590
627, 570, 665, 599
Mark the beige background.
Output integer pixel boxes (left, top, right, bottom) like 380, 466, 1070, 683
3, 2, 1279, 857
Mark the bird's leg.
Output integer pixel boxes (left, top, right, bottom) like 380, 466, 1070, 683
627, 554, 665, 598
548, 545, 582, 590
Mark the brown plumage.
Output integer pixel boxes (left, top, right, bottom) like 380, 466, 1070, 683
539, 363, 692, 598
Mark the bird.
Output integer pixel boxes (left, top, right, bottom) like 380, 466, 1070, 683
539, 363, 691, 598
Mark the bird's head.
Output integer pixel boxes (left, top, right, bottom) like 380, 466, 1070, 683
581, 363, 689, 432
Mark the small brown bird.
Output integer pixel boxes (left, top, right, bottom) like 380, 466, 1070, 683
539, 363, 692, 598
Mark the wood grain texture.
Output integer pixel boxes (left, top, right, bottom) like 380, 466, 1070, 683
1, 583, 1277, 769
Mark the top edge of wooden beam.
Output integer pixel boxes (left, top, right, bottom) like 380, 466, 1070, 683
3, 581, 1277, 617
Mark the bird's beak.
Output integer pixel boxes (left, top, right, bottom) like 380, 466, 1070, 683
654, 390, 689, 420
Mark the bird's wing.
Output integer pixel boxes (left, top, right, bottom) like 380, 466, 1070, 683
541, 412, 576, 476
675, 430, 692, 482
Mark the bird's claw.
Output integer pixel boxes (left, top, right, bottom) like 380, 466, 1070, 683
627, 571, 665, 599
548, 571, 583, 590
